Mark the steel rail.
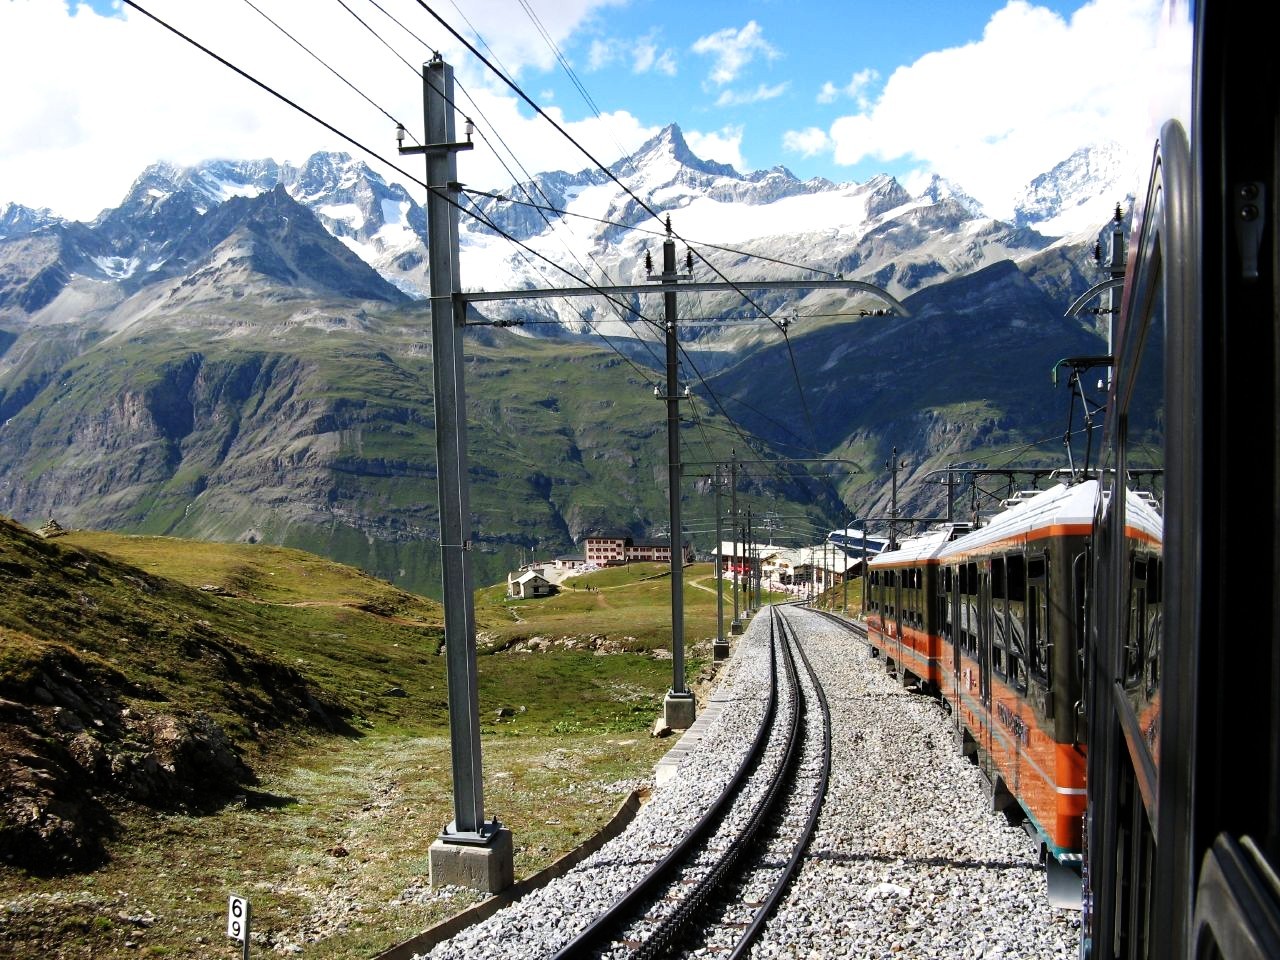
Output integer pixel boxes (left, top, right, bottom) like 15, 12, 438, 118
725, 608, 834, 958
635, 608, 807, 958
548, 632, 781, 960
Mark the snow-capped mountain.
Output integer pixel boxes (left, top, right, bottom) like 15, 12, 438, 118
455, 124, 1071, 336
0, 124, 1132, 333
0, 202, 62, 240
1012, 141, 1138, 236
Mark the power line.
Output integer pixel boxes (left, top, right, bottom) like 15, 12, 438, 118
123, 0, 418, 188
461, 187, 841, 280
333, 0, 423, 76
233, 0, 414, 135
370, 8, 675, 375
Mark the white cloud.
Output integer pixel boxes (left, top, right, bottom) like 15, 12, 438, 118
783, 127, 832, 158
816, 68, 879, 106
588, 38, 619, 71
691, 20, 779, 87
823, 0, 1184, 219
0, 0, 629, 220
587, 30, 677, 77
632, 31, 678, 76
714, 82, 789, 108
685, 126, 745, 170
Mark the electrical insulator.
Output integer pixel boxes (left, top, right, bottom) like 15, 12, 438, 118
645, 251, 653, 275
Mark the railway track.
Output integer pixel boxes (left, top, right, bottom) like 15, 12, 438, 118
550, 608, 831, 960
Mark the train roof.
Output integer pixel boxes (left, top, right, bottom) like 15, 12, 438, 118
944, 480, 1095, 556
868, 525, 967, 567
940, 479, 1162, 559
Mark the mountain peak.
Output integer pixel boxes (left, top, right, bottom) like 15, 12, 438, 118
0, 202, 62, 240
914, 174, 984, 217
1012, 141, 1137, 236
617, 123, 740, 180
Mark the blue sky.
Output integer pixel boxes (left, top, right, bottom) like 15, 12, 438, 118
3, 0, 1188, 221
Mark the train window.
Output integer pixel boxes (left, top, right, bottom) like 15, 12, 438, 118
1125, 556, 1148, 686
1144, 556, 1163, 698
1005, 556, 1028, 691
938, 567, 950, 643
962, 563, 980, 657
1007, 619, 1028, 692
1006, 555, 1026, 602
991, 558, 1011, 682
1029, 583, 1051, 685
965, 602, 979, 657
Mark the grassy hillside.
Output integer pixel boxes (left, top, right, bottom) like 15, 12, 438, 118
476, 561, 730, 653
0, 309, 839, 600
0, 523, 730, 959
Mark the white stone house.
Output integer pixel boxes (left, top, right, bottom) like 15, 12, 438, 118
508, 569, 555, 599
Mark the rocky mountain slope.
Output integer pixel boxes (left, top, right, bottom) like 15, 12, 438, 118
0, 516, 365, 872
0, 127, 1124, 590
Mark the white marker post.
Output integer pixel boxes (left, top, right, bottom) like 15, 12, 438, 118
227, 894, 250, 959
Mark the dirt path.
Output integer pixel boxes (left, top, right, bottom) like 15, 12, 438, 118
687, 576, 720, 596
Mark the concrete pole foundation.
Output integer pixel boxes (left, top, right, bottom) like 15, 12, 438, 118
663, 689, 696, 730
428, 827, 514, 893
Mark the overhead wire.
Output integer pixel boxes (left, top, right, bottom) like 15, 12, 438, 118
122, 0, 423, 189
233, 0, 417, 137
510, 0, 637, 175
409, 0, 832, 400
332, 0, 424, 75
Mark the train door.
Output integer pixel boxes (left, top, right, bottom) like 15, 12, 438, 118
941, 564, 960, 708
891, 567, 904, 681
977, 562, 994, 763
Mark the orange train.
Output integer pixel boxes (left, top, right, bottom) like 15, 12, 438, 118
865, 479, 1162, 903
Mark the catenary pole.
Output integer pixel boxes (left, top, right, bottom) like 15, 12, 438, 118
654, 223, 695, 728
402, 55, 512, 890
730, 453, 741, 632
714, 466, 727, 659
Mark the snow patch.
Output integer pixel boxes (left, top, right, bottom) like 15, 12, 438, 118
318, 203, 365, 230
92, 255, 140, 279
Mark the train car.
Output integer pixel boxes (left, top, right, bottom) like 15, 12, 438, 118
864, 525, 965, 693
932, 479, 1161, 906
1080, 1, 1280, 957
